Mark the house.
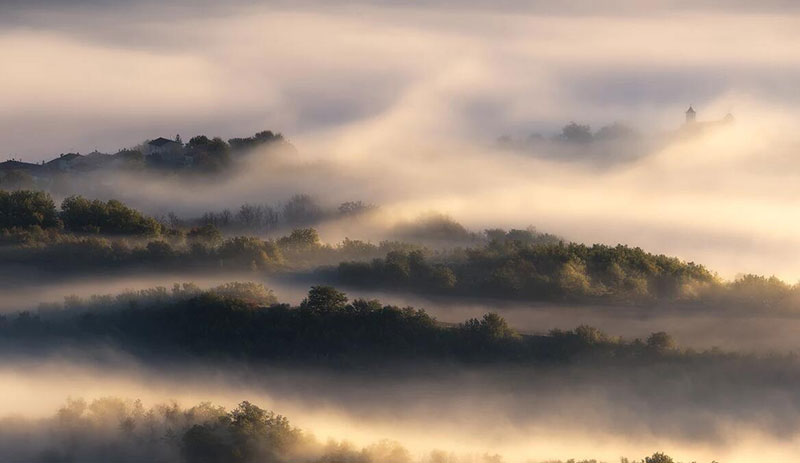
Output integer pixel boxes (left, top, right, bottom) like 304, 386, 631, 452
146, 137, 185, 164
79, 151, 113, 171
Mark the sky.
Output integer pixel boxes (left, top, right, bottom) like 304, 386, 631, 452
1, 0, 799, 158
2, 0, 800, 279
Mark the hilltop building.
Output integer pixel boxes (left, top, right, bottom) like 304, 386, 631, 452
145, 137, 189, 165
681, 106, 734, 133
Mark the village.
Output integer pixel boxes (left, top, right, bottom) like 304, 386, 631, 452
0, 130, 287, 187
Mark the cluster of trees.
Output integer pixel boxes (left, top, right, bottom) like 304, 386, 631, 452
336, 236, 715, 304
0, 190, 60, 229
332, 234, 800, 311
0, 234, 284, 272
0, 190, 393, 271
182, 135, 232, 172
3, 398, 302, 463
556, 121, 639, 144
60, 195, 163, 235
0, 190, 370, 250
337, 250, 458, 292
0, 396, 686, 463
40, 282, 278, 314
227, 130, 286, 152
388, 217, 562, 249
390, 214, 478, 245
0, 225, 418, 273
1, 285, 688, 364
146, 130, 288, 172
183, 195, 376, 235
133, 130, 288, 172
497, 122, 652, 166
0, 131, 290, 187
498, 122, 640, 148
0, 190, 162, 236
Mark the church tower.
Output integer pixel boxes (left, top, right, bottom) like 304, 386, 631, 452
685, 106, 696, 124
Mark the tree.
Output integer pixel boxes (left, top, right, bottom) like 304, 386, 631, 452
218, 236, 282, 270
237, 203, 260, 229
646, 332, 675, 352
188, 224, 223, 246
282, 194, 322, 225
236, 203, 278, 232
394, 213, 471, 243
479, 312, 517, 340
300, 286, 348, 313
211, 282, 277, 306
187, 135, 231, 171
146, 240, 174, 260
559, 121, 593, 143
644, 452, 674, 463
228, 130, 284, 152
338, 201, 377, 216
277, 228, 320, 252
182, 424, 234, 463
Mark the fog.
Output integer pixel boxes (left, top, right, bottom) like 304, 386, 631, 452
2, 352, 800, 462
3, 2, 800, 461
4, 3, 800, 278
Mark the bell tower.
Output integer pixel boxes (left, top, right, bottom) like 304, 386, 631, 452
685, 106, 696, 124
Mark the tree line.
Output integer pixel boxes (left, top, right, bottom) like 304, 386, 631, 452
0, 190, 161, 235
0, 395, 686, 463
1, 284, 701, 365
332, 232, 800, 311
173, 195, 377, 235
4, 189, 800, 312
334, 237, 715, 304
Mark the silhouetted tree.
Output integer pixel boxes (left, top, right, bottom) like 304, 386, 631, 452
559, 122, 593, 143
282, 194, 323, 225
300, 286, 348, 313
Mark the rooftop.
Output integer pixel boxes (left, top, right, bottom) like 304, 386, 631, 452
148, 137, 180, 147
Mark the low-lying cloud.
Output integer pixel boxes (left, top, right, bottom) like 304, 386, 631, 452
3, 2, 800, 279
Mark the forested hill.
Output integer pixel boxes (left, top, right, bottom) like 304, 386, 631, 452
2, 189, 799, 312
2, 284, 690, 366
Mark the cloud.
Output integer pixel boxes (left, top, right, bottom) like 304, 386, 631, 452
1, 4, 799, 156
2, 3, 800, 279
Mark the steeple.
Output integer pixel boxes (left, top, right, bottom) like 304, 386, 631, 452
685, 106, 696, 124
